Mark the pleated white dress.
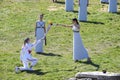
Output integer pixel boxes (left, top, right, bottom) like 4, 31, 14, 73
72, 25, 89, 61
20, 42, 39, 70
35, 20, 45, 53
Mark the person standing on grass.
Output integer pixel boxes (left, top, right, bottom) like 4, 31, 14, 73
35, 14, 46, 53
15, 38, 40, 72
57, 18, 91, 62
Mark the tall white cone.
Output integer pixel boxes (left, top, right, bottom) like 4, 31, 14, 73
65, 0, 74, 11
78, 0, 88, 21
108, 0, 117, 13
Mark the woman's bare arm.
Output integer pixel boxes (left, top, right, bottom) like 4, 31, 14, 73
35, 22, 37, 37
57, 24, 72, 28
44, 24, 46, 33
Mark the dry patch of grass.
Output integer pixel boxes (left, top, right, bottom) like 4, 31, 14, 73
101, 4, 108, 12
47, 6, 64, 11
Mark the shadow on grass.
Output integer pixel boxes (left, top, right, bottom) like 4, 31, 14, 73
101, 2, 109, 4
108, 11, 120, 15
22, 69, 48, 75
55, 1, 65, 4
73, 10, 78, 13
80, 21, 104, 25
36, 52, 62, 57
115, 12, 120, 15
117, 3, 120, 5
73, 10, 90, 14
79, 61, 100, 71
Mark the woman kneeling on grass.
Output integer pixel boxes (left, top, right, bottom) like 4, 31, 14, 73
58, 18, 91, 62
15, 23, 53, 73
15, 38, 42, 73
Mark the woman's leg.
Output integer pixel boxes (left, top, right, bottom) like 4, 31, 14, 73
30, 58, 38, 69
15, 61, 29, 73
19, 61, 29, 70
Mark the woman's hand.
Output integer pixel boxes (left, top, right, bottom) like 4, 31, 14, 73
49, 21, 53, 26
56, 24, 65, 27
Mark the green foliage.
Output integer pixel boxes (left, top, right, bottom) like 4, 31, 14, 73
0, 0, 120, 80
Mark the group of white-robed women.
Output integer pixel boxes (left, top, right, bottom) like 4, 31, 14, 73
15, 14, 49, 72
15, 14, 91, 73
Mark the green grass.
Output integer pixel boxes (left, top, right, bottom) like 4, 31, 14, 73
0, 0, 120, 80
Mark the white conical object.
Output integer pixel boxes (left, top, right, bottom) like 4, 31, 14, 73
78, 0, 88, 21
65, 0, 74, 11
108, 0, 117, 13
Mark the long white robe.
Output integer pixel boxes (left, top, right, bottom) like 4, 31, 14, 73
20, 43, 35, 62
35, 20, 45, 53
72, 25, 89, 61
19, 40, 41, 70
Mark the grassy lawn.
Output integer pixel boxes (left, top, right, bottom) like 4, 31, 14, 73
0, 0, 120, 80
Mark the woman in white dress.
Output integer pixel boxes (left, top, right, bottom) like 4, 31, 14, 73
35, 14, 46, 53
59, 18, 91, 62
15, 38, 41, 72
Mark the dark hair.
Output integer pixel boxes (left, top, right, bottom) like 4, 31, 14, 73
40, 13, 44, 17
72, 18, 79, 25
24, 38, 30, 45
